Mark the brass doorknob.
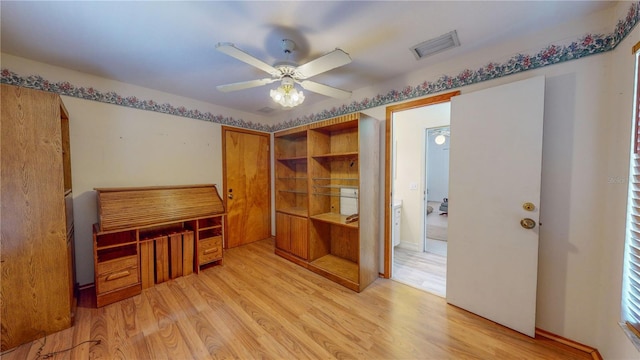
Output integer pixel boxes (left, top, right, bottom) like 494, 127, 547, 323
520, 218, 536, 229
228, 193, 233, 199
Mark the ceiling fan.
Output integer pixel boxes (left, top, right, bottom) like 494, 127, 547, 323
215, 39, 352, 106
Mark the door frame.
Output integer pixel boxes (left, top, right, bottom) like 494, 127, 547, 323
383, 91, 459, 278
221, 126, 272, 248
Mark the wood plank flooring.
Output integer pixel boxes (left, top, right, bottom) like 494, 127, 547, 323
393, 246, 447, 297
2, 238, 591, 359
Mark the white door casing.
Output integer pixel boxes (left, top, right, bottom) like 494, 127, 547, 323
446, 76, 545, 337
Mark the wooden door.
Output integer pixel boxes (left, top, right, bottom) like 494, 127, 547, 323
222, 127, 271, 248
446, 76, 545, 337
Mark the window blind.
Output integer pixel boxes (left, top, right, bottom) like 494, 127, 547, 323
626, 49, 640, 336
627, 152, 640, 335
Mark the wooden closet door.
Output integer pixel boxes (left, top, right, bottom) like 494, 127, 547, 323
222, 127, 271, 248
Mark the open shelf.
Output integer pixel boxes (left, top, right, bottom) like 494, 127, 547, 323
198, 217, 222, 229
200, 228, 222, 239
97, 244, 137, 263
311, 152, 359, 161
278, 206, 309, 217
277, 156, 307, 162
275, 130, 307, 159
274, 113, 379, 293
309, 254, 358, 284
95, 229, 137, 248
310, 213, 358, 228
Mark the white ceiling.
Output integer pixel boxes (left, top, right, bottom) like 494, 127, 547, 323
0, 1, 615, 118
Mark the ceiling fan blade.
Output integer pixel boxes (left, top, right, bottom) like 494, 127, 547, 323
216, 78, 278, 92
295, 49, 352, 79
298, 80, 351, 99
216, 42, 279, 76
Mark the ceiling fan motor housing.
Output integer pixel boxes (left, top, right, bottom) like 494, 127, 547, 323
281, 39, 296, 54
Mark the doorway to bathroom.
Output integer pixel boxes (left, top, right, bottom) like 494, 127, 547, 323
391, 102, 450, 298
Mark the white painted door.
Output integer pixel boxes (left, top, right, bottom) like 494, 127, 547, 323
446, 76, 545, 337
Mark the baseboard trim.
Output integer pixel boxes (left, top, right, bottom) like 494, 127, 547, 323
535, 328, 602, 360
396, 241, 422, 252
78, 282, 95, 291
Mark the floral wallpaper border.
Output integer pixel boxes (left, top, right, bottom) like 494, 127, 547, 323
2, 2, 638, 133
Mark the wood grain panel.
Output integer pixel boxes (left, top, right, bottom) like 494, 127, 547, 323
182, 231, 194, 276
1, 84, 72, 351
169, 233, 183, 279
95, 185, 224, 232
289, 214, 308, 260
329, 125, 359, 154
275, 212, 290, 251
155, 237, 169, 284
308, 220, 330, 261
140, 241, 155, 289
329, 225, 358, 263
308, 128, 330, 156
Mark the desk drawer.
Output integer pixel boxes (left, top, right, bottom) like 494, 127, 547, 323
199, 236, 222, 264
97, 255, 139, 293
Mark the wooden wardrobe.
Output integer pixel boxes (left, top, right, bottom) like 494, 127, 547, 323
1, 84, 77, 351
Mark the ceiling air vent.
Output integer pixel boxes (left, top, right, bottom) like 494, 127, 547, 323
410, 30, 460, 60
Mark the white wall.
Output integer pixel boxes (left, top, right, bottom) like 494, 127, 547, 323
597, 3, 640, 358
393, 103, 450, 251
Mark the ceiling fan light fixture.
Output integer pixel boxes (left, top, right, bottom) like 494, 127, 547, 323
270, 77, 305, 108
216, 40, 351, 106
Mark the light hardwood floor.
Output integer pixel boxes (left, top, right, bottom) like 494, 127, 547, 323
393, 246, 447, 297
2, 238, 592, 359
